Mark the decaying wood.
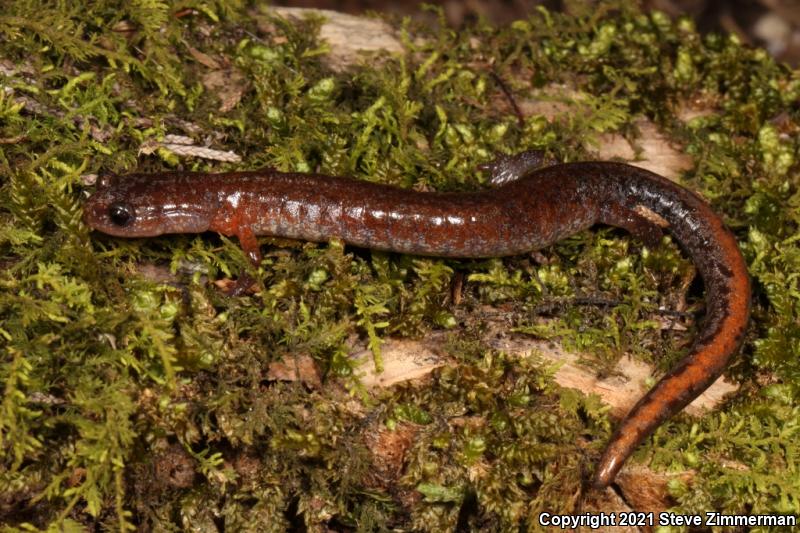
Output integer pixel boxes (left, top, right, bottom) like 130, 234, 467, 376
263, 7, 404, 71
353, 325, 737, 419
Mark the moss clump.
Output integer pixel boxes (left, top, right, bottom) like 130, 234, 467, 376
1, 1, 799, 530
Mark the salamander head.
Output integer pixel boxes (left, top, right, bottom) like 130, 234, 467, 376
83, 172, 214, 237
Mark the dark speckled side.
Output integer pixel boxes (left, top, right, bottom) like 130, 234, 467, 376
83, 158, 750, 489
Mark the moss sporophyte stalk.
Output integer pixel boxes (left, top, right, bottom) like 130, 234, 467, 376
1, 1, 799, 530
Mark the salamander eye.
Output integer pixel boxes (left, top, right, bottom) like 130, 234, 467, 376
108, 202, 135, 227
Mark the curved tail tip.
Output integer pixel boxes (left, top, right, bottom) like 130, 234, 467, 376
591, 455, 622, 489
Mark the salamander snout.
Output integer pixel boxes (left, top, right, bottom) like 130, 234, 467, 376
83, 177, 214, 238
83, 190, 158, 237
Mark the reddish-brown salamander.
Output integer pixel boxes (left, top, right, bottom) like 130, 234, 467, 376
83, 151, 750, 488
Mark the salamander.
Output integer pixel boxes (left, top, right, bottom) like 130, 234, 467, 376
83, 151, 750, 488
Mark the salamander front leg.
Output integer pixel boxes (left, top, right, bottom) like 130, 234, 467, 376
237, 226, 262, 266
229, 226, 261, 296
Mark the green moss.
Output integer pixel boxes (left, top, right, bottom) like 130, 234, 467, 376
386, 351, 607, 530
1, 0, 799, 530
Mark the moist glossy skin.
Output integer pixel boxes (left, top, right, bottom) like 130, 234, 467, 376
83, 153, 750, 489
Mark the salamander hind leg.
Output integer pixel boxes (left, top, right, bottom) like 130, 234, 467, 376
600, 204, 665, 248
479, 150, 554, 186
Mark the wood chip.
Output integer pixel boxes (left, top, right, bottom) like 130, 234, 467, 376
261, 7, 404, 71
268, 354, 323, 389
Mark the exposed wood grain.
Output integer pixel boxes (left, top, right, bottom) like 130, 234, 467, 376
263, 6, 404, 70
353, 327, 737, 418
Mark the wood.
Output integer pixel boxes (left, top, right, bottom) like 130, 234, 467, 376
354, 324, 737, 419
